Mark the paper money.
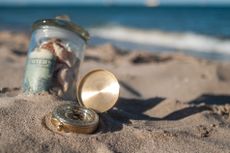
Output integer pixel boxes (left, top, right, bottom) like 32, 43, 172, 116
23, 48, 56, 93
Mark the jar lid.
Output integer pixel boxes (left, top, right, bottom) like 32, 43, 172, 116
77, 69, 120, 113
51, 104, 99, 134
32, 18, 90, 42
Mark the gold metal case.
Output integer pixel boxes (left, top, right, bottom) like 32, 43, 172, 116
50, 69, 120, 134
78, 69, 120, 113
51, 104, 99, 134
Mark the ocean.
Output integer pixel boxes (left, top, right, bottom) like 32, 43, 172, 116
1, 6, 230, 60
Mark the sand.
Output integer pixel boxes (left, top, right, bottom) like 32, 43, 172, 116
0, 31, 230, 153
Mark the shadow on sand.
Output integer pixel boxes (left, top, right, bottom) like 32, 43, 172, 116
98, 94, 230, 133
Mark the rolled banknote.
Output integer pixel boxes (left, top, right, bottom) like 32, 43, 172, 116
23, 48, 56, 93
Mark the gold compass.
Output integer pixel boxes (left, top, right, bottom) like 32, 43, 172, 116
51, 69, 120, 134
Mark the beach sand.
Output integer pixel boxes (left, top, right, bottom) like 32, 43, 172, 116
0, 31, 230, 153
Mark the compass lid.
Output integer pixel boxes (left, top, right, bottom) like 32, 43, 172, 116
77, 69, 120, 113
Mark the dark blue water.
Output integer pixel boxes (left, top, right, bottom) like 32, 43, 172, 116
0, 6, 230, 38
1, 6, 230, 60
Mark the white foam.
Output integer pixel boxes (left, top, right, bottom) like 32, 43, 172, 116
89, 26, 230, 54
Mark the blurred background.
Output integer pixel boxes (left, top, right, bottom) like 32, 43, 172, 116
1, 0, 230, 60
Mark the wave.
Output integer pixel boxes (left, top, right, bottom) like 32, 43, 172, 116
89, 26, 230, 55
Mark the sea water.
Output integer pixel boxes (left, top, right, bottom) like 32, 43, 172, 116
1, 6, 230, 60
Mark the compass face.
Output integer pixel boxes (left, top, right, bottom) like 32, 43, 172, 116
51, 104, 99, 133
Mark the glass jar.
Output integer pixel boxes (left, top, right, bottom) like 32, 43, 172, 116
23, 18, 89, 100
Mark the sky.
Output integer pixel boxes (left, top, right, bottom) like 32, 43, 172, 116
0, 0, 230, 6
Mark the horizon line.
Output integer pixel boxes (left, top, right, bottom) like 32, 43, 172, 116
1, 3, 230, 7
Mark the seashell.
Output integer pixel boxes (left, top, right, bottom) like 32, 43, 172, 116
57, 67, 69, 92
54, 63, 68, 73
39, 39, 81, 99
53, 43, 76, 67
57, 88, 63, 97
41, 41, 55, 54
